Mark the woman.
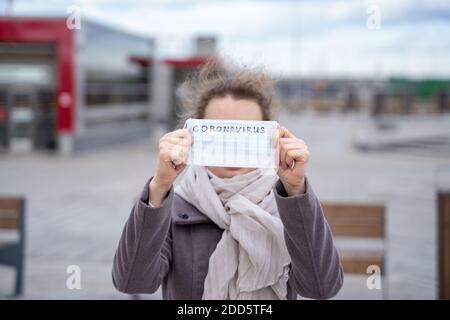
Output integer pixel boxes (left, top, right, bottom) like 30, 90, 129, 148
112, 62, 343, 300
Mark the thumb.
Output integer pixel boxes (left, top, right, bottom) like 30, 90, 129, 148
279, 126, 295, 139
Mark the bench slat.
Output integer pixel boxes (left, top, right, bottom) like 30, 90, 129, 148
340, 250, 384, 275
321, 203, 385, 238
322, 202, 386, 276
0, 198, 22, 230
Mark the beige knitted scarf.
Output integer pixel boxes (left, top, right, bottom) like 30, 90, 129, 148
175, 165, 291, 300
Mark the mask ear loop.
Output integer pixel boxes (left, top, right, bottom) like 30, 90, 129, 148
183, 118, 191, 129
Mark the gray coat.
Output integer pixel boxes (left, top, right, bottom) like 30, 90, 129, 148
112, 177, 344, 299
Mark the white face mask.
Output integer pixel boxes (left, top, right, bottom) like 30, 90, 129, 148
184, 118, 280, 169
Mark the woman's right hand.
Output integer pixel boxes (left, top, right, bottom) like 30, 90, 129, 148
149, 128, 192, 206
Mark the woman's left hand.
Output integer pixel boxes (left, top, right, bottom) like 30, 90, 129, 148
276, 126, 310, 196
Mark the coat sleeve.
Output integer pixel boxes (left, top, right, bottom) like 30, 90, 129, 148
274, 177, 344, 299
112, 177, 173, 294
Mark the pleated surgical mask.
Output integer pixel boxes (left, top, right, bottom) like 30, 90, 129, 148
184, 118, 279, 169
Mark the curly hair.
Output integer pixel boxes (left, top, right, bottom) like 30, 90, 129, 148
177, 59, 275, 125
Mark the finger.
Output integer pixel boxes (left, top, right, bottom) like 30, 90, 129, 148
170, 145, 189, 165
279, 143, 288, 170
160, 143, 187, 163
176, 128, 192, 140
164, 159, 186, 170
174, 163, 186, 173
181, 130, 193, 146
159, 141, 172, 159
168, 128, 189, 137
165, 136, 192, 147
272, 128, 280, 148
279, 126, 296, 139
278, 143, 308, 152
168, 129, 193, 145
280, 137, 306, 145
284, 146, 293, 169
164, 159, 177, 169
286, 149, 310, 165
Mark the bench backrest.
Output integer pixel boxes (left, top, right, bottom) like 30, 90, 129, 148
321, 203, 385, 239
321, 202, 386, 275
0, 197, 25, 230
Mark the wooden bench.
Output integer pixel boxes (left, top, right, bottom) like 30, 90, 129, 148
0, 197, 26, 297
321, 202, 387, 296
438, 191, 450, 299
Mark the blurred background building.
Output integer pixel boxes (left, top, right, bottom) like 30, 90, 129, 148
0, 17, 155, 154
0, 16, 216, 154
1, 14, 449, 155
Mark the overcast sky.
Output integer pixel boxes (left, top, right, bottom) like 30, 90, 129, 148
1, 0, 450, 79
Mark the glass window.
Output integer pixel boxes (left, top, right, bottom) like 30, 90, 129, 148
80, 22, 154, 107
